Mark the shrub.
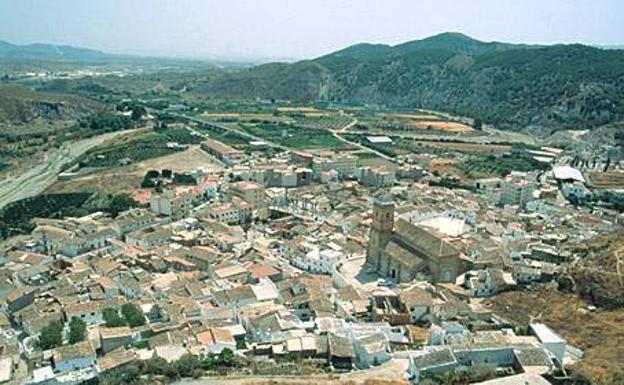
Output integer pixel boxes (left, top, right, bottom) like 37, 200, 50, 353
121, 303, 146, 327
102, 308, 127, 327
68, 317, 86, 344
38, 320, 63, 350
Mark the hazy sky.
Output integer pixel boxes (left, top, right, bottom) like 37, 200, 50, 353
1, 0, 623, 60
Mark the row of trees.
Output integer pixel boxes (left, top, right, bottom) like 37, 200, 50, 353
99, 350, 237, 385
141, 168, 197, 188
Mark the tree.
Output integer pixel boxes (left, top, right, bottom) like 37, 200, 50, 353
117, 364, 140, 383
141, 176, 156, 188
130, 106, 146, 121
143, 356, 168, 375
236, 339, 247, 350
38, 320, 63, 350
147, 304, 163, 322
68, 317, 86, 344
173, 173, 197, 185
175, 354, 200, 377
107, 194, 138, 217
121, 303, 146, 327
473, 118, 483, 130
102, 308, 127, 327
218, 347, 235, 367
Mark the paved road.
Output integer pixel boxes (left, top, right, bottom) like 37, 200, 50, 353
0, 129, 140, 210
329, 118, 395, 162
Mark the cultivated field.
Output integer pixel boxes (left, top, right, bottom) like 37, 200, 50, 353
294, 116, 353, 130
411, 141, 511, 154
404, 120, 473, 132
587, 171, 624, 189
276, 106, 319, 112
385, 113, 441, 120
197, 112, 292, 124
237, 122, 350, 149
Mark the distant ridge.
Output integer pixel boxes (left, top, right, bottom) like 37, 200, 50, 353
0, 40, 111, 62
316, 32, 540, 62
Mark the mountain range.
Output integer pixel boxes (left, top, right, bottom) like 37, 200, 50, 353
196, 32, 624, 135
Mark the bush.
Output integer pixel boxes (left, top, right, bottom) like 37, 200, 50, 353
106, 194, 138, 217
133, 340, 150, 350
141, 176, 156, 188
38, 320, 63, 350
102, 308, 127, 327
68, 317, 86, 344
143, 356, 168, 375
236, 339, 247, 349
121, 303, 146, 327
173, 173, 197, 185
219, 347, 235, 367
175, 354, 200, 377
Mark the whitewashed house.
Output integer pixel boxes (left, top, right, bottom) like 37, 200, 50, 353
353, 333, 391, 368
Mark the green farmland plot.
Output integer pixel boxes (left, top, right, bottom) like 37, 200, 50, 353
238, 122, 348, 149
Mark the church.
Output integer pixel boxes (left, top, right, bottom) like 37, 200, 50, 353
366, 196, 461, 283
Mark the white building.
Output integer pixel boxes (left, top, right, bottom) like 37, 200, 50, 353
530, 323, 566, 363
229, 181, 265, 209
408, 347, 459, 384
357, 166, 396, 187
353, 333, 391, 368
312, 154, 357, 179
64, 302, 103, 326
292, 247, 344, 274
209, 199, 252, 225
500, 175, 535, 207
150, 188, 194, 220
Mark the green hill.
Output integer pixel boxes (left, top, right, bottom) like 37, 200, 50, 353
196, 33, 624, 135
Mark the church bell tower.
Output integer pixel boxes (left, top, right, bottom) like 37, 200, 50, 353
366, 196, 395, 269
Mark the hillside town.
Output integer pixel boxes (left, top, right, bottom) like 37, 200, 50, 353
0, 131, 621, 385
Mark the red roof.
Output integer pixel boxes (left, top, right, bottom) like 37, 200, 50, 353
249, 264, 281, 279
196, 330, 215, 345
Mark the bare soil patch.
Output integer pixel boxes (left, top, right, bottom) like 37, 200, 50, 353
47, 146, 222, 194
387, 113, 441, 120
406, 120, 473, 132
486, 287, 624, 385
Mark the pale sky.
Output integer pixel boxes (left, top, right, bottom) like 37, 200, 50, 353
0, 0, 623, 61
